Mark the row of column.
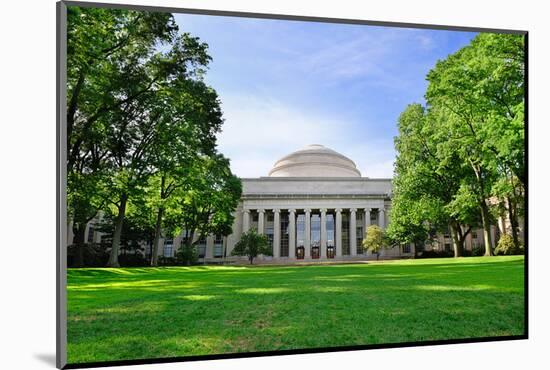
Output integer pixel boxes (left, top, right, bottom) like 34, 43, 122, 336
242, 207, 386, 258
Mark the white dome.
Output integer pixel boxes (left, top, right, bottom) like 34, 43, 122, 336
268, 144, 361, 177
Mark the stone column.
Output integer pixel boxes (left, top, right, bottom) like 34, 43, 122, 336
242, 210, 250, 233
379, 208, 386, 229
258, 209, 265, 235
289, 209, 296, 259
227, 211, 239, 256
206, 234, 214, 258
365, 208, 371, 231
350, 208, 357, 256
304, 208, 311, 258
273, 209, 280, 258
320, 208, 327, 258
335, 208, 342, 257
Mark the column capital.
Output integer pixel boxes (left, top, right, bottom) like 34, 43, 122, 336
304, 208, 311, 214
320, 208, 327, 213
350, 208, 357, 213
335, 208, 342, 213
365, 207, 372, 211
243, 209, 250, 214
272, 208, 280, 214
288, 208, 296, 214
258, 209, 265, 214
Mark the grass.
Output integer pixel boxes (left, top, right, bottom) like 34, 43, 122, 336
67, 256, 525, 364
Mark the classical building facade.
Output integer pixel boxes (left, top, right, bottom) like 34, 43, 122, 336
221, 144, 401, 262
76, 144, 503, 263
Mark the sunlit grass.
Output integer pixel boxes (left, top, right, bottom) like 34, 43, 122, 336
67, 256, 525, 364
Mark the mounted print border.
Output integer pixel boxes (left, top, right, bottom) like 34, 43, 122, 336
57, 1, 528, 368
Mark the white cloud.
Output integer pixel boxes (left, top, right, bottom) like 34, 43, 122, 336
286, 28, 428, 88
216, 93, 396, 178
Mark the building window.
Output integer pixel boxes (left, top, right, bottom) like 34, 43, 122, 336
342, 212, 350, 256
326, 214, 335, 249
402, 244, 411, 254
356, 225, 364, 254
197, 236, 207, 258
214, 234, 223, 258
87, 226, 95, 243
370, 211, 377, 225
444, 243, 452, 252
250, 211, 259, 231
472, 231, 478, 239
280, 213, 289, 257
311, 213, 321, 256
163, 238, 174, 257
265, 211, 274, 254
296, 214, 305, 251
266, 226, 274, 253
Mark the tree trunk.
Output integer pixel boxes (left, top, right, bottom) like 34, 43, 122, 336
449, 223, 464, 258
479, 201, 493, 256
107, 193, 128, 267
470, 162, 493, 256
72, 222, 87, 267
150, 206, 164, 266
506, 196, 520, 250
249, 256, 254, 265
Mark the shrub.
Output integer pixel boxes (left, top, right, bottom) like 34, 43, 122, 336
67, 243, 109, 267
463, 246, 484, 257
417, 249, 454, 259
362, 225, 389, 260
118, 253, 149, 267
495, 234, 524, 255
176, 245, 199, 265
232, 229, 271, 264
158, 256, 178, 266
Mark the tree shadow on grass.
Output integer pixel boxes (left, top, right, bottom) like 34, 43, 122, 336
66, 281, 525, 364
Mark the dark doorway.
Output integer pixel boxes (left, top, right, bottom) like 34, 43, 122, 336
311, 246, 320, 259
327, 246, 335, 258
296, 246, 305, 259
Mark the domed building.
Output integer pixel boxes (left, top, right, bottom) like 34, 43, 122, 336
218, 144, 409, 262
268, 144, 362, 178
76, 144, 501, 264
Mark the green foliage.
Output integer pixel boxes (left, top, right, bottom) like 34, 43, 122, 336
387, 104, 478, 251
66, 6, 240, 267
164, 154, 242, 244
176, 245, 199, 266
96, 210, 155, 250
390, 33, 525, 255
495, 234, 523, 255
362, 225, 389, 259
67, 243, 109, 267
231, 228, 272, 264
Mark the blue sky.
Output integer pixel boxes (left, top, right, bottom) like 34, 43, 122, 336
174, 13, 477, 178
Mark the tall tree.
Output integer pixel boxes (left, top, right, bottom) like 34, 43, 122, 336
66, 7, 178, 172
66, 6, 224, 267
163, 154, 242, 256
231, 229, 271, 265
362, 225, 389, 261
147, 79, 223, 266
425, 33, 525, 256
387, 104, 479, 257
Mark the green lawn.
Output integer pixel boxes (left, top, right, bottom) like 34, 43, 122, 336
67, 256, 525, 364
